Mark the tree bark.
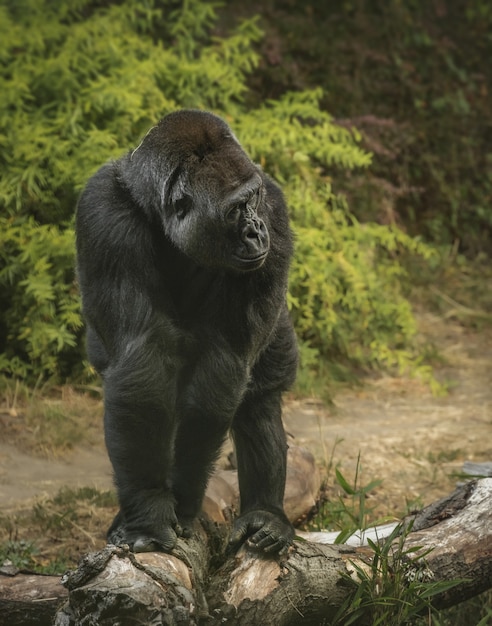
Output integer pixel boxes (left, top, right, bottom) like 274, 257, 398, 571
0, 568, 66, 626
1, 451, 490, 626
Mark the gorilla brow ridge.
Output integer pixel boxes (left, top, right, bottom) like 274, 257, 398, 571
227, 175, 263, 207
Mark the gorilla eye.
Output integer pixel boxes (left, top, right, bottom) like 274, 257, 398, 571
174, 196, 193, 219
226, 204, 242, 224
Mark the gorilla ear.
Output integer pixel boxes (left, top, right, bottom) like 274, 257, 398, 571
174, 194, 193, 219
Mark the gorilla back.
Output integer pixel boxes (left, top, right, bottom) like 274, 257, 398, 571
76, 110, 298, 554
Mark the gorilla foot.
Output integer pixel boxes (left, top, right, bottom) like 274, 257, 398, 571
177, 516, 195, 539
108, 524, 178, 553
108, 510, 179, 553
132, 532, 177, 553
229, 509, 295, 555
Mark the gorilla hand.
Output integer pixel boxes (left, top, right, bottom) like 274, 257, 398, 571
229, 509, 294, 555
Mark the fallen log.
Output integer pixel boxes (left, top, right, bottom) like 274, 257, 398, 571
0, 445, 320, 625
0, 568, 66, 626
1, 451, 491, 626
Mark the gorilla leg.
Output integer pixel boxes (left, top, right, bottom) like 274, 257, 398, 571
172, 348, 248, 535
103, 336, 179, 552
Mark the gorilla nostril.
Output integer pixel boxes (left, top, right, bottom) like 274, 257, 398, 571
245, 229, 259, 240
242, 218, 266, 241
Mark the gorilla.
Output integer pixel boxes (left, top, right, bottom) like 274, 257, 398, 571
76, 109, 298, 555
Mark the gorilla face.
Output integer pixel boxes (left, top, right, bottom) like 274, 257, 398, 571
224, 178, 270, 271
169, 171, 271, 272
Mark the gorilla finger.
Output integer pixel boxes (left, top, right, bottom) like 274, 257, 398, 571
263, 538, 290, 554
229, 527, 249, 549
230, 519, 262, 546
178, 525, 193, 539
248, 528, 274, 548
177, 516, 195, 538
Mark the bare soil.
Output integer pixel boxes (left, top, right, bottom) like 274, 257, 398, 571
285, 311, 492, 520
0, 312, 491, 565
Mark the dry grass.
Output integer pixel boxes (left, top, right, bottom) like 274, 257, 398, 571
0, 383, 103, 457
0, 487, 116, 571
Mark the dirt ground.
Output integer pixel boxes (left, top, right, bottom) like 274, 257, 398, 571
288, 310, 491, 520
0, 311, 491, 562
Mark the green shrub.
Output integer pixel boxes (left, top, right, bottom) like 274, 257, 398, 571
0, 0, 261, 378
0, 218, 79, 377
0, 0, 433, 386
237, 92, 436, 389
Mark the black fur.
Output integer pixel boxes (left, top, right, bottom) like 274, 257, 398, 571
76, 110, 298, 554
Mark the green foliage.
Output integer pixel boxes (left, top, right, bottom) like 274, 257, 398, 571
32, 487, 117, 530
260, 0, 492, 253
289, 192, 435, 387
0, 217, 80, 378
307, 458, 466, 625
0, 0, 261, 224
428, 591, 492, 626
0, 0, 434, 385
309, 455, 384, 540
236, 91, 436, 388
0, 540, 39, 570
333, 522, 464, 626
0, 539, 69, 574
0, 0, 262, 379
0, 486, 117, 574
307, 458, 474, 625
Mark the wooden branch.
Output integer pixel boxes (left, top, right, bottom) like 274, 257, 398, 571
0, 568, 66, 626
204, 479, 492, 624
1, 450, 491, 626
402, 478, 492, 608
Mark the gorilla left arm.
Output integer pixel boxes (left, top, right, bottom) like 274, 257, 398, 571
229, 312, 298, 554
230, 389, 295, 554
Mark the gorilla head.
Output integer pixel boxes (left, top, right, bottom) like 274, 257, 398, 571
121, 110, 270, 272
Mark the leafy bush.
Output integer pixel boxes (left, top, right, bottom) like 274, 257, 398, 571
0, 0, 432, 386
0, 0, 261, 378
236, 93, 435, 389
251, 1, 492, 254
0, 218, 80, 378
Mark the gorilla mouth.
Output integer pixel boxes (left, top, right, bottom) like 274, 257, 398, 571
232, 251, 268, 271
